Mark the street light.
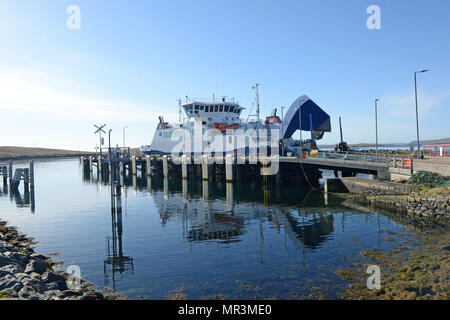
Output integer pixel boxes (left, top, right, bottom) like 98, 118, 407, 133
123, 127, 128, 148
375, 98, 379, 158
414, 69, 429, 158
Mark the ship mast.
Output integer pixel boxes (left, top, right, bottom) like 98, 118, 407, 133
178, 98, 182, 125
255, 83, 260, 124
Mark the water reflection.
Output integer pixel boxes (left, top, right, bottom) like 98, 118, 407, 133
104, 187, 134, 289
0, 176, 35, 212
88, 168, 348, 252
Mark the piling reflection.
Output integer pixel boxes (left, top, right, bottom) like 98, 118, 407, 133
103, 185, 134, 290
114, 173, 346, 251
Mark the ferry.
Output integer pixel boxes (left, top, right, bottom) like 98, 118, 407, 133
140, 84, 331, 156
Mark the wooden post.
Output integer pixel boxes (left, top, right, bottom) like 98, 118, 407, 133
226, 182, 233, 210
181, 155, 188, 179
225, 154, 234, 182
163, 177, 168, 200
98, 157, 102, 174
163, 155, 168, 177
29, 161, 34, 189
202, 180, 209, 202
89, 156, 93, 172
131, 156, 137, 176
8, 160, 12, 186
146, 156, 151, 176
182, 178, 188, 200
201, 155, 209, 181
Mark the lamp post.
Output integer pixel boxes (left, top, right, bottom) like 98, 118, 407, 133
375, 98, 379, 158
123, 127, 128, 148
414, 69, 429, 158
108, 129, 112, 160
281, 106, 284, 156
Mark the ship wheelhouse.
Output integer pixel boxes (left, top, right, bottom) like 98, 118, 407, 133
180, 101, 245, 126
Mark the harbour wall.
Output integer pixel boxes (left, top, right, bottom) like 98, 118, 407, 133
324, 177, 450, 220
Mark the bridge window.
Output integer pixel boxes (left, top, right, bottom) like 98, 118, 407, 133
205, 106, 209, 112
200, 105, 204, 111
215, 105, 219, 112
195, 105, 199, 110
219, 105, 224, 112
224, 105, 229, 112
230, 106, 235, 113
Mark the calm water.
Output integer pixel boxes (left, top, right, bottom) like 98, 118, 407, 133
0, 159, 424, 299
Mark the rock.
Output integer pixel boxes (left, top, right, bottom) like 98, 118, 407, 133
44, 290, 63, 298
4, 251, 29, 265
60, 290, 83, 298
0, 241, 17, 253
15, 273, 31, 281
0, 270, 12, 278
18, 286, 40, 300
21, 277, 41, 287
29, 253, 49, 261
0, 275, 22, 291
42, 272, 68, 291
0, 255, 16, 268
29, 272, 42, 280
24, 260, 48, 274
0, 263, 25, 274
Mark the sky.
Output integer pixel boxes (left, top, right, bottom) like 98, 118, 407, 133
0, 0, 449, 151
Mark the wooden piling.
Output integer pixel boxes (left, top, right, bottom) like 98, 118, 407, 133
29, 161, 34, 189
201, 155, 209, 181
163, 155, 169, 178
225, 154, 234, 182
8, 160, 12, 186
181, 155, 188, 179
146, 156, 151, 176
131, 156, 137, 176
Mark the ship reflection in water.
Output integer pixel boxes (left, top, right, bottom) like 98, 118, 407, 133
0, 159, 424, 299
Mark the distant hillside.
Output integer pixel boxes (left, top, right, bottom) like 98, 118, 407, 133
0, 146, 89, 161
408, 138, 450, 145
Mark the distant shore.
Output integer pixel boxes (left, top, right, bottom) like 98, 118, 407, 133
0, 146, 89, 162
0, 146, 142, 162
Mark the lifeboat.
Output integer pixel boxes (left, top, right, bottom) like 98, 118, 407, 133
212, 123, 239, 132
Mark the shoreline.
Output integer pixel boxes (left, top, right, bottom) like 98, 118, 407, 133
0, 218, 125, 300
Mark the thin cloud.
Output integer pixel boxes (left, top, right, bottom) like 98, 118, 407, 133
385, 89, 450, 118
0, 67, 178, 123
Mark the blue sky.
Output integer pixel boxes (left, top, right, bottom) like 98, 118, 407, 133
0, 0, 449, 150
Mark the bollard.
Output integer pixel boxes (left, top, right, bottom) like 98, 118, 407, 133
181, 155, 188, 179
163, 155, 168, 177
225, 154, 234, 182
